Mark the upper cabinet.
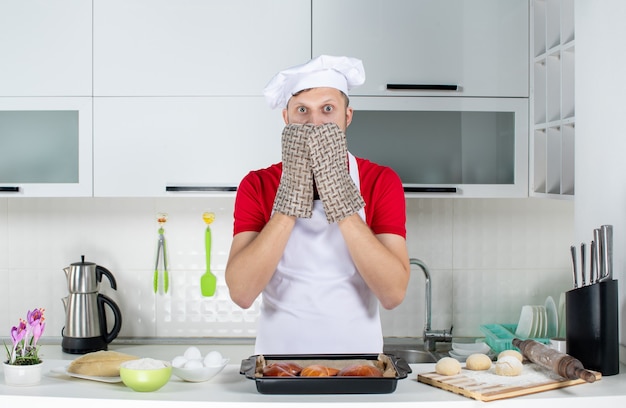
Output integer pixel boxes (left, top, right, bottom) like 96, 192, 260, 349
530, 0, 575, 198
312, 0, 529, 98
93, 0, 311, 96
0, 0, 92, 96
0, 97, 93, 197
93, 97, 282, 197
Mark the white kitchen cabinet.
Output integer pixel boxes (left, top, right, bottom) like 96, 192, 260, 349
312, 0, 529, 98
530, 0, 575, 198
0, 97, 93, 197
93, 0, 310, 96
0, 0, 92, 96
93, 97, 283, 197
348, 97, 529, 198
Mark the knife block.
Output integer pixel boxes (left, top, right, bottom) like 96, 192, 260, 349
566, 279, 619, 375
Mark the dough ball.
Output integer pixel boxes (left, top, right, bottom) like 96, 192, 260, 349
435, 357, 462, 376
465, 353, 492, 371
495, 355, 523, 376
497, 349, 524, 363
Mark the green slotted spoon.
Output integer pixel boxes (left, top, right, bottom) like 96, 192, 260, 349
200, 212, 217, 296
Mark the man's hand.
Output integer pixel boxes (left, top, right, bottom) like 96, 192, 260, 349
308, 123, 365, 223
272, 124, 315, 218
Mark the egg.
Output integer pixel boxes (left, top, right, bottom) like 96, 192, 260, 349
184, 359, 204, 369
183, 346, 202, 361
203, 351, 223, 367
171, 355, 188, 368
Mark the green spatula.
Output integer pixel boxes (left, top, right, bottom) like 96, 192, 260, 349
200, 212, 217, 296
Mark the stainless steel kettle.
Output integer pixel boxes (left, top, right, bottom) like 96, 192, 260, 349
61, 256, 122, 354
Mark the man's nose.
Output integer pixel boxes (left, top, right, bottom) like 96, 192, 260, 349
307, 112, 325, 126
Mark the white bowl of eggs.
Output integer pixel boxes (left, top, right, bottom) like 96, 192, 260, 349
171, 346, 229, 382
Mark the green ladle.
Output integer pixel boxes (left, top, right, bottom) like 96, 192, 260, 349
200, 212, 217, 296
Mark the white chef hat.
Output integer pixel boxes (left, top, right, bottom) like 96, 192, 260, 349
263, 55, 366, 109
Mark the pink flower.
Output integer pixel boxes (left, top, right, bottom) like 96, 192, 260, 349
10, 319, 27, 347
6, 308, 46, 365
27, 308, 46, 345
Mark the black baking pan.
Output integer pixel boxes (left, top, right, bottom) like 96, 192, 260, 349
240, 353, 409, 394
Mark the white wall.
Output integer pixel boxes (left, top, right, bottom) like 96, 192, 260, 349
0, 196, 573, 342
575, 1, 626, 356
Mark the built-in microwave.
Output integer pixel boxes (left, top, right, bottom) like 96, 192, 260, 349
347, 97, 528, 198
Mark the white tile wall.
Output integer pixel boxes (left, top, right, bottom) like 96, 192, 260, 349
0, 196, 574, 341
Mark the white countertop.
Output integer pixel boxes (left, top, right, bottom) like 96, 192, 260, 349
2, 343, 625, 407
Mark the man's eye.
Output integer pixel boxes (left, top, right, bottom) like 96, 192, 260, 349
323, 105, 333, 112
297, 106, 306, 113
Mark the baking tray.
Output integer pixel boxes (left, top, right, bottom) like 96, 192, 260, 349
240, 353, 409, 394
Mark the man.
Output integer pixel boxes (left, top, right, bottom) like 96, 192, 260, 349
225, 55, 410, 354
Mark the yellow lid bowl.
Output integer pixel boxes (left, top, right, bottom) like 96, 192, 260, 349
120, 360, 172, 392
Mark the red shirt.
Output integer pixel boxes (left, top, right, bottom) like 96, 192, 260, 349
233, 156, 406, 238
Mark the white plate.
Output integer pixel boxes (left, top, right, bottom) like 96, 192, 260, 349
545, 296, 558, 338
535, 306, 548, 339
515, 305, 534, 338
50, 365, 122, 383
451, 341, 491, 355
448, 350, 495, 362
529, 306, 538, 338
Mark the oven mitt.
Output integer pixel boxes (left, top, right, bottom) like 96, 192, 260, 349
272, 123, 315, 218
308, 123, 365, 223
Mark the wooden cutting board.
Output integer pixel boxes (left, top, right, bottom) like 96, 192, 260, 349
418, 364, 601, 402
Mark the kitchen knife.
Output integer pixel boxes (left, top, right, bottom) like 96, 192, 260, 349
580, 243, 586, 286
600, 225, 613, 281
594, 228, 602, 283
590, 240, 597, 284
570, 245, 578, 288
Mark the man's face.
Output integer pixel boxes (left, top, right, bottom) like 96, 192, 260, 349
282, 87, 353, 132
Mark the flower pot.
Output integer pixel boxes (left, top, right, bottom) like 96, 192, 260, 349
3, 361, 43, 386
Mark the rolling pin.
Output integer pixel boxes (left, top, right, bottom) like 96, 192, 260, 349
512, 338, 596, 383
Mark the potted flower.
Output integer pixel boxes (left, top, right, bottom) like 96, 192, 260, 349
3, 308, 46, 386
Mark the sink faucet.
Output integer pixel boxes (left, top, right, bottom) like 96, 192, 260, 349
410, 258, 453, 351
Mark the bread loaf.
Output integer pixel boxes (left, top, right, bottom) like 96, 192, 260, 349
300, 364, 340, 377
67, 350, 139, 377
337, 364, 382, 377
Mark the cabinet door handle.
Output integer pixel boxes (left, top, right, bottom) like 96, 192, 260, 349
0, 186, 20, 192
404, 186, 457, 193
166, 186, 237, 192
386, 84, 459, 91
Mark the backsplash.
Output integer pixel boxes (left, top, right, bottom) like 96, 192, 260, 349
0, 197, 574, 340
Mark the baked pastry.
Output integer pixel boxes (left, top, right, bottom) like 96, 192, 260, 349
435, 357, 462, 376
262, 362, 303, 377
337, 364, 382, 377
465, 353, 492, 371
300, 364, 340, 377
67, 350, 139, 377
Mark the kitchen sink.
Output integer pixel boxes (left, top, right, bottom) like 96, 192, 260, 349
383, 338, 453, 364
384, 348, 439, 363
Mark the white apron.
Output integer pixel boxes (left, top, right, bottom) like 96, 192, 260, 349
255, 153, 383, 354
